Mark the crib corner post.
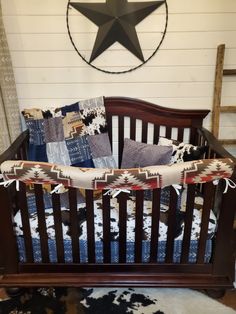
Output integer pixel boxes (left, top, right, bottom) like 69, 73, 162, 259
0, 185, 19, 275
212, 184, 236, 283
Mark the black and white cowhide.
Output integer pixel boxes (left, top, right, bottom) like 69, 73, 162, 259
158, 137, 207, 164
79, 288, 235, 314
80, 288, 164, 314
1, 287, 235, 314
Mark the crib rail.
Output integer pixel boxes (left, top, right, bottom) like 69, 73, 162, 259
198, 127, 236, 161
0, 130, 28, 164
1, 173, 235, 288
1, 176, 234, 276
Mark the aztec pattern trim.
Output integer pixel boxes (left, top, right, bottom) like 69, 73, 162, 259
0, 158, 234, 190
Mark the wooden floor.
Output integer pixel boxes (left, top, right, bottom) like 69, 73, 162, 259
219, 289, 236, 310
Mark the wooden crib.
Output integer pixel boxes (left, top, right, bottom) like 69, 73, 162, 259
0, 97, 235, 294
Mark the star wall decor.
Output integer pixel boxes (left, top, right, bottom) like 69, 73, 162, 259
66, 0, 168, 74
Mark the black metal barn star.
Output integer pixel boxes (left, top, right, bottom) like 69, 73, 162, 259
70, 0, 165, 62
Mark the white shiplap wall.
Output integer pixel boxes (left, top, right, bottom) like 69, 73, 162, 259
2, 0, 236, 154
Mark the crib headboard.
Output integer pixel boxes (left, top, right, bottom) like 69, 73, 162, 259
104, 97, 210, 166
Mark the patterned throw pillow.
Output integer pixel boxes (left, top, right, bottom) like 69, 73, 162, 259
121, 139, 180, 223
121, 138, 172, 168
158, 137, 207, 164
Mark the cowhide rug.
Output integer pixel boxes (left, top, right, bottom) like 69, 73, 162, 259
0, 287, 235, 314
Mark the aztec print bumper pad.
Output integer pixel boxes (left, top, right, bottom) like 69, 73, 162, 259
1, 158, 234, 190
22, 96, 116, 168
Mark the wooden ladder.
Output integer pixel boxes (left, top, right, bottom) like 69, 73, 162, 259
212, 44, 236, 144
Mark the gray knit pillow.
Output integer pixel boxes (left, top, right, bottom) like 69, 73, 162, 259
121, 138, 172, 168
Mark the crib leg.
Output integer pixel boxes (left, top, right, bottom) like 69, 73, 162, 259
5, 287, 26, 298
205, 289, 226, 299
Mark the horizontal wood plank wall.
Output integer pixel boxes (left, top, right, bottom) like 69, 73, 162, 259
1, 0, 236, 154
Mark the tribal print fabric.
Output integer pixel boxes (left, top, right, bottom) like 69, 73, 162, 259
1, 158, 234, 191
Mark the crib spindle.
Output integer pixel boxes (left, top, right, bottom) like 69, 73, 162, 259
165, 187, 178, 263
102, 192, 111, 263
34, 184, 50, 263
15, 149, 21, 160
68, 188, 80, 263
118, 116, 125, 168
150, 189, 161, 263
18, 182, 34, 263
177, 128, 184, 142
165, 126, 172, 139
85, 190, 96, 263
130, 118, 136, 141
141, 121, 148, 143
181, 184, 195, 263
135, 190, 144, 263
0, 183, 18, 273
107, 114, 113, 153
197, 182, 215, 264
153, 124, 160, 144
51, 187, 65, 263
189, 128, 198, 145
117, 192, 128, 263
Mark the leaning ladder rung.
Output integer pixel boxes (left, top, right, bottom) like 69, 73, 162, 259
218, 139, 236, 145
223, 69, 236, 76
220, 106, 236, 113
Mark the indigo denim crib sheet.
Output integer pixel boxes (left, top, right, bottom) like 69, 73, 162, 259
14, 192, 216, 264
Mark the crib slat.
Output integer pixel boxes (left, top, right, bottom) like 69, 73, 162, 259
165, 187, 178, 263
86, 190, 95, 263
142, 121, 148, 143
165, 126, 172, 139
102, 192, 111, 263
15, 149, 22, 160
130, 118, 136, 140
153, 125, 160, 144
135, 190, 144, 263
23, 140, 28, 159
107, 114, 113, 152
181, 184, 195, 263
68, 188, 80, 263
177, 128, 184, 142
189, 128, 197, 145
0, 183, 18, 273
51, 187, 65, 263
197, 182, 215, 264
34, 184, 50, 263
117, 192, 128, 263
18, 182, 34, 263
118, 115, 124, 168
18, 144, 27, 160
150, 189, 161, 263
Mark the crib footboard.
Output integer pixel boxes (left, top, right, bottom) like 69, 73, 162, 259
0, 177, 235, 288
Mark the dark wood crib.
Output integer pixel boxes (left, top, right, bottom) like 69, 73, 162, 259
0, 97, 235, 294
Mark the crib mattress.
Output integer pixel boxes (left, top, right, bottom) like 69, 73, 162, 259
14, 192, 216, 263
